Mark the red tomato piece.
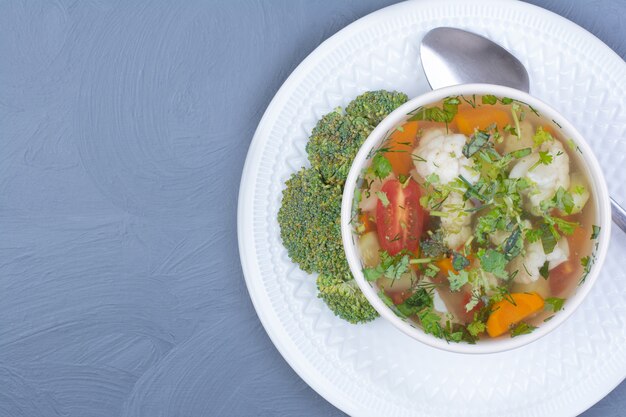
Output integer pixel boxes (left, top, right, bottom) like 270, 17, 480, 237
375, 179, 424, 256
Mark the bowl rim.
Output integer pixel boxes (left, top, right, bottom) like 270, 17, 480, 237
341, 83, 612, 354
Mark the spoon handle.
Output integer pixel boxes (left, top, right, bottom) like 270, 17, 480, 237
611, 197, 626, 233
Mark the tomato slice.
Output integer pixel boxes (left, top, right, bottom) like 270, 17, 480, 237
375, 179, 424, 256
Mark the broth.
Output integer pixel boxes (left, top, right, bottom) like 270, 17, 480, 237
353, 95, 600, 342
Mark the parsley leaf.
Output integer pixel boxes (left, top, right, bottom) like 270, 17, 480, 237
510, 322, 537, 337
375, 191, 390, 207
550, 216, 578, 236
420, 230, 449, 258
503, 228, 523, 260
529, 151, 553, 171
363, 251, 410, 281
508, 147, 532, 159
532, 126, 554, 147
467, 320, 486, 337
540, 222, 558, 254
409, 97, 459, 124
465, 289, 481, 312
545, 297, 565, 312
448, 270, 469, 292
525, 228, 542, 243
462, 130, 490, 158
478, 249, 508, 279
371, 153, 392, 179
418, 307, 443, 336
397, 288, 434, 317
482, 95, 498, 105
591, 225, 601, 240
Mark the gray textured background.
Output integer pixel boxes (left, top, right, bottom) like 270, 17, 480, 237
1, 0, 624, 416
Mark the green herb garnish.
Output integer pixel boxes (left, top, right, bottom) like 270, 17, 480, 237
510, 322, 537, 337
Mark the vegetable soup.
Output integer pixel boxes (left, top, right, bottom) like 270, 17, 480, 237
353, 95, 600, 342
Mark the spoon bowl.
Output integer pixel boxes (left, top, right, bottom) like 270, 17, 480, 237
421, 27, 530, 92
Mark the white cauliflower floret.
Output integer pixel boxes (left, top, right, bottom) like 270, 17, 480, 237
509, 139, 570, 215
510, 238, 570, 284
502, 120, 534, 154
412, 129, 479, 185
440, 192, 474, 250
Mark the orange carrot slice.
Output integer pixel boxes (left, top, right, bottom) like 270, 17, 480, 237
456, 107, 511, 136
486, 292, 545, 337
384, 121, 419, 176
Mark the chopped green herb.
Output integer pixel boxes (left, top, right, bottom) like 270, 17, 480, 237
448, 270, 469, 292
375, 191, 389, 207
508, 147, 532, 159
539, 261, 550, 279
478, 249, 508, 279
371, 153, 392, 179
540, 222, 558, 254
363, 251, 410, 281
545, 297, 565, 312
409, 96, 459, 124
420, 230, 449, 258
482, 95, 498, 105
510, 322, 537, 337
425, 173, 440, 185
465, 290, 481, 312
532, 126, 554, 147
462, 130, 490, 158
591, 225, 601, 240
503, 228, 523, 260
529, 151, 553, 171
418, 307, 443, 336
467, 319, 486, 337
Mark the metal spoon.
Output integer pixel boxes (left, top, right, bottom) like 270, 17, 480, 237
420, 27, 626, 233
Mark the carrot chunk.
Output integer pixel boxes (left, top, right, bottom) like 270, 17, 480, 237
384, 121, 419, 176
486, 292, 545, 337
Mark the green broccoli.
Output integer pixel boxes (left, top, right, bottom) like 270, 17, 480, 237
278, 167, 346, 276
345, 90, 409, 126
306, 110, 372, 184
278, 89, 408, 324
317, 273, 378, 324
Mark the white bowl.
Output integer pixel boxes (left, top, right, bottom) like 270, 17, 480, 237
341, 84, 611, 354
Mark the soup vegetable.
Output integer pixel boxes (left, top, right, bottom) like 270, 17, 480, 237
278, 90, 409, 323
353, 95, 601, 342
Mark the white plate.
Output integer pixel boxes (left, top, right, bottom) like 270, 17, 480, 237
237, 1, 626, 416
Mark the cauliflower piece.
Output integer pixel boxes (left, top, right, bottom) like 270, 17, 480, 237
510, 238, 570, 284
502, 120, 534, 154
440, 191, 474, 249
412, 129, 479, 185
509, 139, 570, 215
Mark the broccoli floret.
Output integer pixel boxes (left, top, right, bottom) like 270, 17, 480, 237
317, 273, 378, 324
345, 90, 409, 126
278, 168, 347, 275
306, 110, 372, 184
